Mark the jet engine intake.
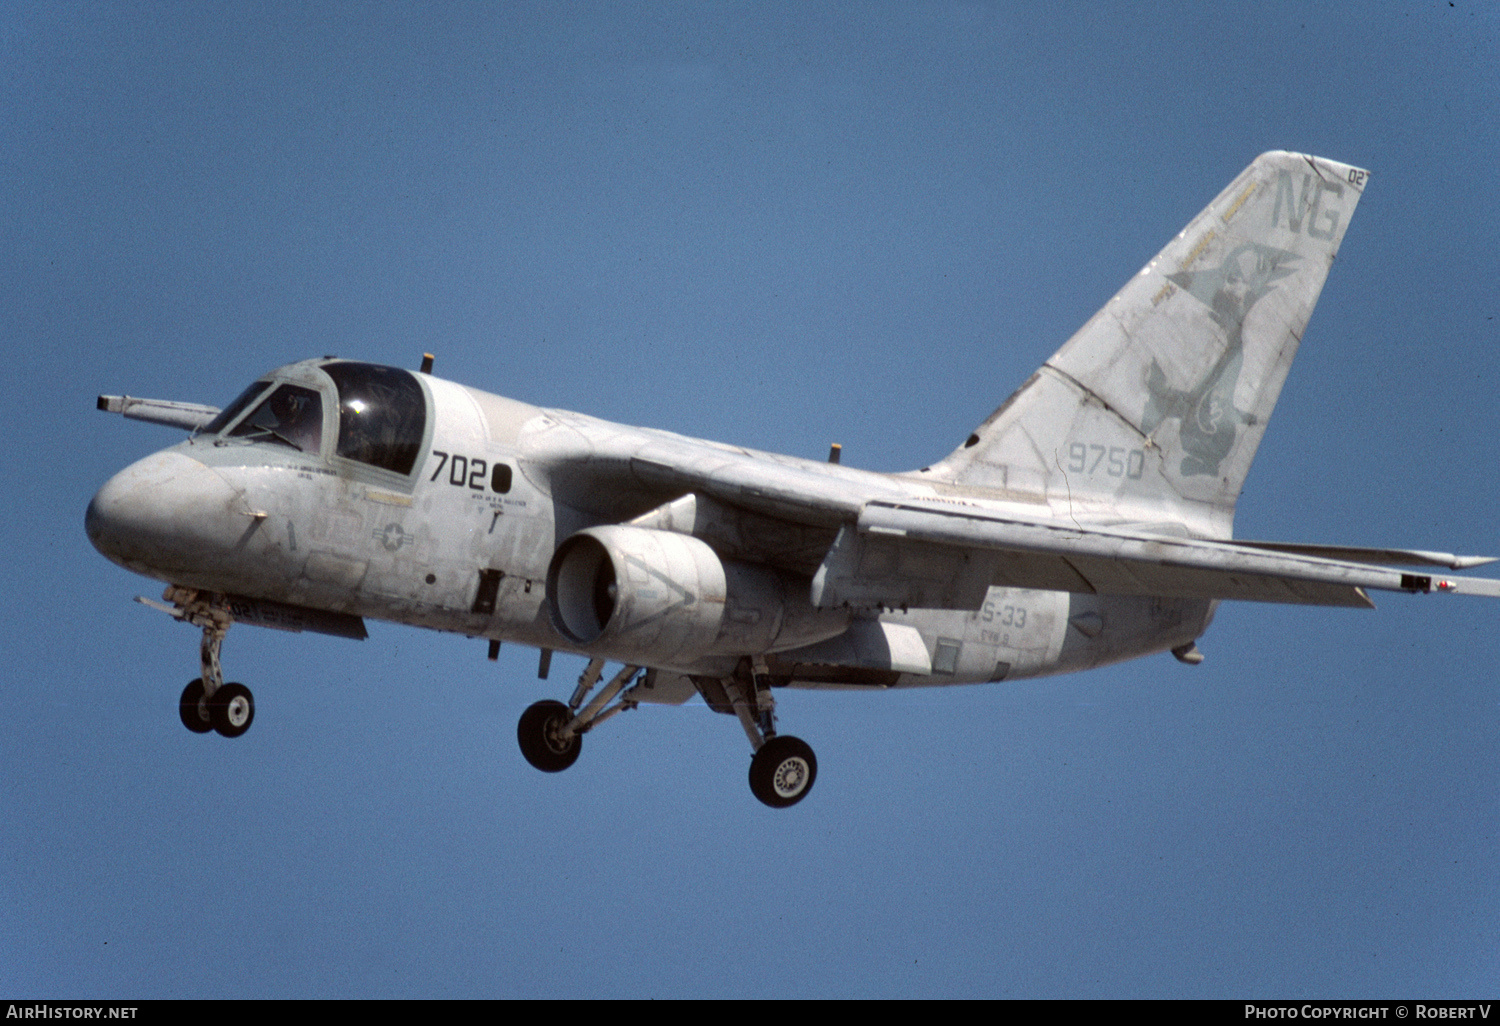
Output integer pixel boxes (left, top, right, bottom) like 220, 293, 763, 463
546, 525, 847, 666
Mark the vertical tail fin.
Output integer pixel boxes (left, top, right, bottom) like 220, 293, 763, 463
923, 152, 1368, 537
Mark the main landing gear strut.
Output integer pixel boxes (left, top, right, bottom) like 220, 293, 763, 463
517, 660, 642, 773
516, 658, 817, 809
727, 667, 817, 809
149, 586, 256, 738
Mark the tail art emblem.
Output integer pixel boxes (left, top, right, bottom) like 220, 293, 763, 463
1142, 243, 1299, 477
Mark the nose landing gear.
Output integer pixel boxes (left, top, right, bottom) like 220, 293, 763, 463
153, 587, 256, 739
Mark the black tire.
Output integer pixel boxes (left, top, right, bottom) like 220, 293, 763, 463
517, 699, 581, 772
749, 735, 817, 808
210, 682, 255, 738
179, 679, 213, 734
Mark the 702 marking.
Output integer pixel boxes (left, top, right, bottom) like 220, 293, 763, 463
428, 451, 513, 494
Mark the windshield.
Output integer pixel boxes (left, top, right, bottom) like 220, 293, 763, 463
226, 384, 325, 454
203, 381, 272, 435
323, 362, 427, 475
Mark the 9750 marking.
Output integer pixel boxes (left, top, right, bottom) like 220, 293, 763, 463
1067, 443, 1145, 479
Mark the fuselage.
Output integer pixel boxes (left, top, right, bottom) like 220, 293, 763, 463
87, 359, 1212, 688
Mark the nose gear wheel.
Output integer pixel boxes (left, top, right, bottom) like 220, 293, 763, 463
210, 682, 255, 737
179, 679, 213, 734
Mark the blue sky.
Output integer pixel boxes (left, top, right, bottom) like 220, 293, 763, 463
3, 1, 1497, 998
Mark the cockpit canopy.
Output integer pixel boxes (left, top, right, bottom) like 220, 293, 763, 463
322, 362, 426, 475
203, 361, 428, 477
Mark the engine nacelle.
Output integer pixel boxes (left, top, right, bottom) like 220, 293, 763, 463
546, 525, 847, 667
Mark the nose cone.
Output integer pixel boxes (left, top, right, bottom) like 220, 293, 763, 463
87, 450, 250, 580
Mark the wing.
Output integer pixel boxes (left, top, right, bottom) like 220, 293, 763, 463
542, 418, 1500, 611
807, 498, 1500, 611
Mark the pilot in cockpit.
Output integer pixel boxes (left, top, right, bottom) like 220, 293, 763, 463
230, 384, 324, 455
266, 388, 321, 454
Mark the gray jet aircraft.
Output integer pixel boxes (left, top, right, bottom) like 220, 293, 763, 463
87, 152, 1500, 807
